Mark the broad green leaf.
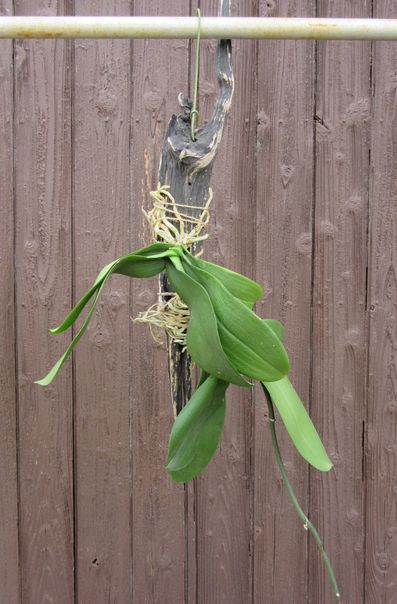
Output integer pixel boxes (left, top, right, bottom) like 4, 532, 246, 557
37, 245, 182, 385
263, 377, 332, 472
263, 319, 285, 341
120, 242, 180, 258
51, 244, 180, 335
165, 259, 250, 387
136, 242, 179, 255
182, 260, 290, 382
115, 255, 165, 278
114, 242, 182, 277
185, 252, 263, 308
166, 374, 228, 482
54, 255, 165, 334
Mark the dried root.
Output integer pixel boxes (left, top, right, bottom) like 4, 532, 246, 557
133, 184, 212, 346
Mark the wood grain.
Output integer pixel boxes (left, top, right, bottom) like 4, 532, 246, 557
129, 2, 190, 602
311, 2, 371, 602
3, 4, 397, 602
0, 1, 20, 601
194, 1, 257, 602
73, 1, 132, 601
14, 0, 74, 601
365, 1, 397, 601
254, 1, 315, 601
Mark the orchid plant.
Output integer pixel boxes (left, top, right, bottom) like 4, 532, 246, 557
37, 241, 340, 599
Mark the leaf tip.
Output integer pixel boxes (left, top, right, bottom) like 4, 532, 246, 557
320, 459, 333, 472
164, 463, 186, 484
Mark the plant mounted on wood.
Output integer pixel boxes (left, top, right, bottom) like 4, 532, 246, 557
37, 1, 340, 599
36, 237, 339, 598
37, 241, 331, 481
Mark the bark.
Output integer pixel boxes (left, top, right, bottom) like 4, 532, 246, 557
158, 0, 234, 413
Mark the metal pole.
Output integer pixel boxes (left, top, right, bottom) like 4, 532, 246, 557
2, 16, 397, 40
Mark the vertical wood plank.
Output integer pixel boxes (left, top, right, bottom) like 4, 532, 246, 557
254, 1, 315, 601
311, 2, 371, 602
365, 1, 397, 600
14, 0, 74, 601
129, 2, 190, 602
0, 1, 20, 601
73, 1, 132, 601
195, 1, 257, 602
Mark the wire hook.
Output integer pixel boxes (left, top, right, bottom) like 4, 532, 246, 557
191, 8, 201, 141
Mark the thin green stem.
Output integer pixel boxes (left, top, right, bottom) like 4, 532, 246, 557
261, 383, 340, 600
191, 8, 201, 141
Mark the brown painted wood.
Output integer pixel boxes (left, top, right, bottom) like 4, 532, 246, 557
311, 2, 371, 602
254, 1, 315, 601
0, 2, 20, 601
365, 1, 397, 601
193, 2, 257, 602
129, 2, 190, 602
5, 4, 397, 601
72, 1, 132, 601
14, 0, 74, 601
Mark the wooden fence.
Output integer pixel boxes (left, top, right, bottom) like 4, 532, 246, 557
1, 1, 396, 602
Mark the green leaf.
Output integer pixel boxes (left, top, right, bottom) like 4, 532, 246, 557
165, 259, 250, 387
263, 319, 285, 341
36, 276, 110, 386
166, 374, 228, 482
51, 244, 180, 335
182, 259, 290, 382
263, 377, 332, 472
37, 245, 182, 385
137, 242, 180, 255
185, 252, 263, 308
51, 260, 119, 334
115, 255, 165, 278
114, 242, 182, 277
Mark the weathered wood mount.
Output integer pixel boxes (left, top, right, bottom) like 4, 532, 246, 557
158, 31, 234, 413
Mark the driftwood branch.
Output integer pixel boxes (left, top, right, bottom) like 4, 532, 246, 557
158, 0, 234, 414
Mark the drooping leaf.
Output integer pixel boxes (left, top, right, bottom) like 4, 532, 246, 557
36, 276, 110, 386
263, 377, 332, 472
182, 259, 290, 382
37, 245, 182, 385
165, 259, 250, 387
260, 319, 331, 471
51, 243, 180, 335
50, 260, 118, 335
185, 251, 263, 308
166, 374, 228, 482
